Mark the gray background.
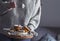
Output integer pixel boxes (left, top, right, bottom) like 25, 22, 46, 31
40, 0, 60, 27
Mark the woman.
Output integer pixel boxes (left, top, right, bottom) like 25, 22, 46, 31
0, 0, 41, 41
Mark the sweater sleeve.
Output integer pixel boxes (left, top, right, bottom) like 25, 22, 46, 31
0, 1, 15, 16
27, 0, 41, 31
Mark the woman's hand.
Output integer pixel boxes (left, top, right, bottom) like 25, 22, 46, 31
23, 26, 31, 32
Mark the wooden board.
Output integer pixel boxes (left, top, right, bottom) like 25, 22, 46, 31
7, 34, 33, 39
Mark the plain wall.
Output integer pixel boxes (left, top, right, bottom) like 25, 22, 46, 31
40, 0, 60, 27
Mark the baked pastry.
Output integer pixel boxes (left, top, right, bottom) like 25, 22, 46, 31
9, 25, 30, 36
22, 26, 30, 33
14, 25, 21, 31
